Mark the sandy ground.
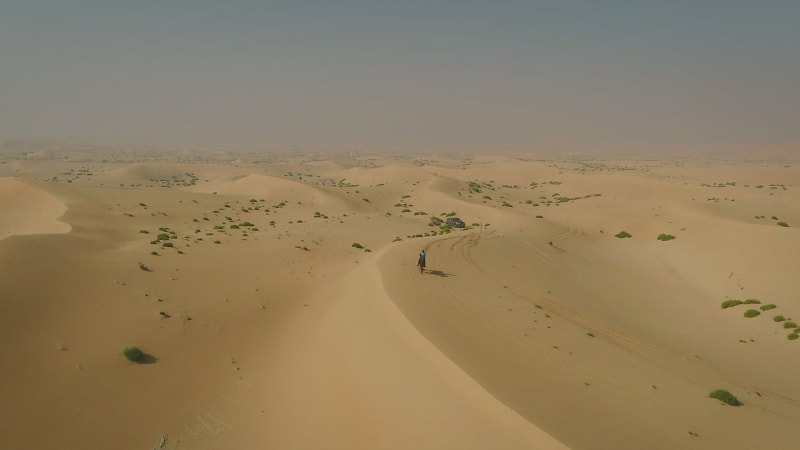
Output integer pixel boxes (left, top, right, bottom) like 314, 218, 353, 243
1, 148, 799, 449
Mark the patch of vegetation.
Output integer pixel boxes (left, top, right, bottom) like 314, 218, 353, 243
773, 315, 786, 322
139, 263, 151, 272
744, 309, 761, 318
721, 300, 743, 308
139, 230, 149, 234
789, 333, 799, 341
156, 233, 170, 241
709, 389, 741, 406
615, 231, 632, 239
122, 346, 144, 362
352, 242, 364, 249
783, 321, 797, 329
743, 299, 761, 305
162, 242, 174, 248
777, 222, 789, 227
760, 304, 777, 311
657, 234, 676, 241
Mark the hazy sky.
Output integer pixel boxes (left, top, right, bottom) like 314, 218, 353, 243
1, 1, 798, 152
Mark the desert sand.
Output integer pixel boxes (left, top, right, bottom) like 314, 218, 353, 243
1, 146, 799, 449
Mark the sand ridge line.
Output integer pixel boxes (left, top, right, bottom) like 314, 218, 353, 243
0, 178, 71, 240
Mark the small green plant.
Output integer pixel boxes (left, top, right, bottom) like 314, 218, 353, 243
150, 251, 159, 256
139, 230, 149, 234
162, 242, 174, 248
777, 222, 789, 227
157, 233, 170, 241
774, 315, 786, 322
657, 234, 676, 241
709, 389, 741, 406
352, 242, 364, 249
139, 263, 151, 272
743, 299, 761, 305
615, 231, 632, 239
743, 309, 760, 318
721, 300, 743, 308
123, 346, 144, 362
788, 333, 799, 341
783, 321, 797, 329
760, 304, 777, 311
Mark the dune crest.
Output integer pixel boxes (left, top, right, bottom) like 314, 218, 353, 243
0, 178, 70, 240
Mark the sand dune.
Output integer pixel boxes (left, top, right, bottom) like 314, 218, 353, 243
1, 151, 799, 450
0, 178, 71, 240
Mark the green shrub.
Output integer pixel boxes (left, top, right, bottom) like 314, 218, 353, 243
657, 234, 676, 241
774, 315, 786, 322
139, 263, 151, 272
788, 333, 799, 341
123, 346, 144, 362
352, 242, 364, 249
139, 230, 149, 234
615, 231, 632, 238
760, 304, 777, 311
721, 300, 743, 308
162, 242, 174, 248
157, 233, 170, 241
709, 389, 741, 406
783, 321, 797, 329
743, 298, 760, 304
744, 309, 760, 318
777, 222, 789, 227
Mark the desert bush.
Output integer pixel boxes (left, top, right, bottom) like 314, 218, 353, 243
777, 222, 789, 227
721, 300, 743, 308
139, 230, 149, 234
743, 299, 761, 305
162, 242, 174, 248
788, 333, 799, 341
774, 315, 786, 322
783, 321, 797, 329
744, 309, 761, 318
123, 346, 144, 362
139, 263, 151, 272
352, 243, 364, 249
760, 304, 777, 311
615, 231, 632, 239
709, 389, 741, 406
657, 234, 676, 241
157, 233, 170, 241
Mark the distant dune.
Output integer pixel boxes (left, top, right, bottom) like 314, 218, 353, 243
0, 150, 799, 450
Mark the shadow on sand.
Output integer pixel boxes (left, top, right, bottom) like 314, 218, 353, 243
427, 269, 455, 278
134, 353, 159, 364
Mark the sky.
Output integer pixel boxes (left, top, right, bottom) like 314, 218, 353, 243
0, 1, 798, 153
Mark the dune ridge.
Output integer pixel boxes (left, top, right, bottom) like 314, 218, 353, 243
0, 178, 71, 240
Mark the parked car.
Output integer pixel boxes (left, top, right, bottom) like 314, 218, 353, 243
445, 217, 465, 228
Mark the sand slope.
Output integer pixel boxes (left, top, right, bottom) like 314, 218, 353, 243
0, 178, 70, 240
